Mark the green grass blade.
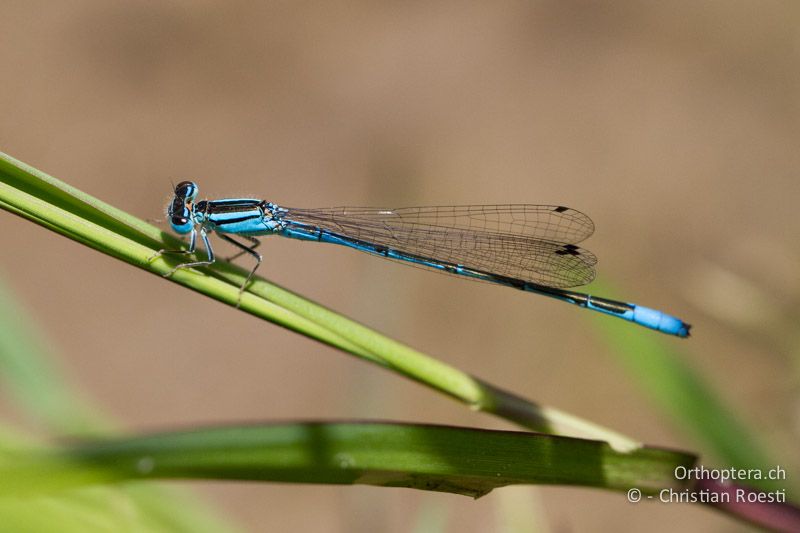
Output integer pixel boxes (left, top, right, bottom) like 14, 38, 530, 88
1, 422, 696, 498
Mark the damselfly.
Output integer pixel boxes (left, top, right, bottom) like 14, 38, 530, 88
155, 181, 690, 337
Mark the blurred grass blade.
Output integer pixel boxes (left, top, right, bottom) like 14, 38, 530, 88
1, 422, 697, 498
0, 279, 109, 436
0, 428, 237, 533
0, 151, 638, 450
0, 275, 238, 532
0, 481, 235, 533
590, 281, 789, 494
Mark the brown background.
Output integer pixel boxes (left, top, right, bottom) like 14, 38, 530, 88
2, 2, 798, 531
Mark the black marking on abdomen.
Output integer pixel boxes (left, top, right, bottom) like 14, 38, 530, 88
206, 199, 263, 213
586, 295, 633, 314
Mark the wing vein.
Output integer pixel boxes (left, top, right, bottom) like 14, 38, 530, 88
282, 205, 597, 288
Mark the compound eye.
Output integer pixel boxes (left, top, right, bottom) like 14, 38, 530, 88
170, 214, 194, 234
175, 181, 198, 200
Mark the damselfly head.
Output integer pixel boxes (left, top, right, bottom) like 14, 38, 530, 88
167, 180, 199, 234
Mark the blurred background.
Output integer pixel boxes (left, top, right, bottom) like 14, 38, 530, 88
1, 1, 799, 531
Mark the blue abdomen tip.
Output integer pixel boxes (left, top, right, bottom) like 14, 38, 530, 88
632, 305, 691, 338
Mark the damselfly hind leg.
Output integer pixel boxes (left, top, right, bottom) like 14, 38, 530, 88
224, 235, 261, 262
217, 234, 263, 305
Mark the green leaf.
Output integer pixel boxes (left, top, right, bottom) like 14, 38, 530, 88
1, 422, 696, 499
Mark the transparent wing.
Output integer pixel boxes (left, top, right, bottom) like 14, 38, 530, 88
282, 205, 597, 288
